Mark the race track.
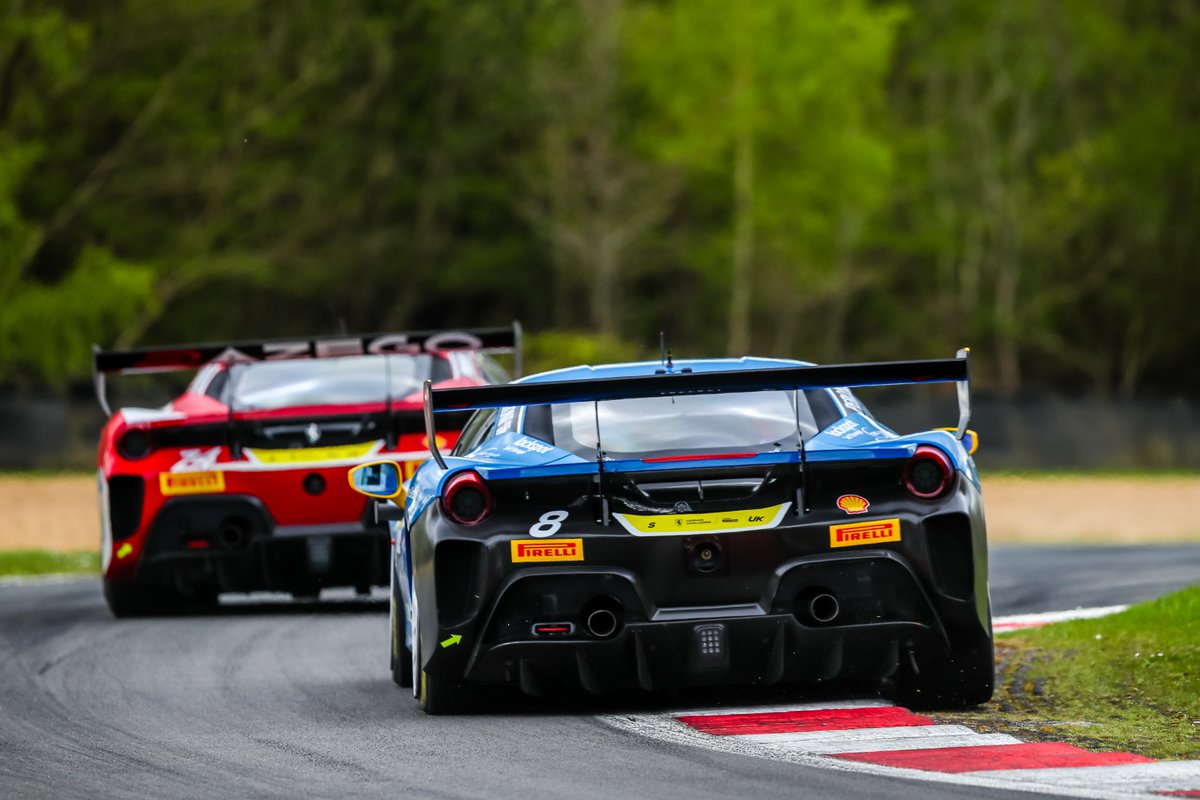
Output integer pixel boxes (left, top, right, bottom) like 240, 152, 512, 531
2, 545, 1197, 800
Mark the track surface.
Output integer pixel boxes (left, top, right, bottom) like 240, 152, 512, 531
1, 545, 1196, 800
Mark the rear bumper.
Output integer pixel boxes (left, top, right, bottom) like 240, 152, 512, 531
128, 494, 388, 594
426, 545, 991, 694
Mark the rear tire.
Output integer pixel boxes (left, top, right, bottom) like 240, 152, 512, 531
417, 667, 466, 715
103, 580, 184, 618
895, 639, 995, 709
390, 582, 413, 687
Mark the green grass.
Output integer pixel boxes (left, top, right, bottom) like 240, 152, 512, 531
0, 550, 100, 577
943, 587, 1200, 758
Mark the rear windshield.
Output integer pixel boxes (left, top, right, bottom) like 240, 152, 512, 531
230, 355, 432, 411
548, 390, 820, 459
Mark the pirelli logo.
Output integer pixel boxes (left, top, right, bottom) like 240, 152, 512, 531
510, 538, 584, 563
829, 518, 901, 548
160, 471, 225, 496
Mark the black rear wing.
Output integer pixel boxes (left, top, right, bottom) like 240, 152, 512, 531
93, 323, 522, 417
421, 349, 971, 468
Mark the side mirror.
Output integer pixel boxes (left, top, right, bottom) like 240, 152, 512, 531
348, 460, 406, 500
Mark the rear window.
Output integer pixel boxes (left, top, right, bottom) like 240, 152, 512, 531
231, 355, 432, 410
548, 390, 820, 459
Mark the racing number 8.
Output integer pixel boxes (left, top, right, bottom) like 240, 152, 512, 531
529, 510, 568, 538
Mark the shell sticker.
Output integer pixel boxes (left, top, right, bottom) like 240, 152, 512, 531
836, 494, 870, 515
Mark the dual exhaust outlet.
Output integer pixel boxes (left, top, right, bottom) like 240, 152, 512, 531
531, 597, 623, 639
531, 591, 840, 640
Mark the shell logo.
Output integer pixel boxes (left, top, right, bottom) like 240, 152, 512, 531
836, 494, 870, 515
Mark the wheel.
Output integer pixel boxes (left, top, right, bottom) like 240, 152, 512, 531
413, 624, 468, 715
390, 579, 413, 687
417, 664, 466, 715
103, 579, 184, 618
895, 639, 995, 709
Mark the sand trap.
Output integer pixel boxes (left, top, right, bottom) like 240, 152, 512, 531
0, 474, 1196, 552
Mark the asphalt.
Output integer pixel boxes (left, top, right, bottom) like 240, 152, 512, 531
1, 545, 1196, 800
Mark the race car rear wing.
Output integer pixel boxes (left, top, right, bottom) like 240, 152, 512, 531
422, 349, 971, 469
92, 323, 522, 417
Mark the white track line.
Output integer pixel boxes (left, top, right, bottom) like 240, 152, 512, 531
762, 732, 1023, 755
993, 604, 1128, 632
739, 729, 1022, 753
962, 761, 1200, 790
735, 723, 979, 746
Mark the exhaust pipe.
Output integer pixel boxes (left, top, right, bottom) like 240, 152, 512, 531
807, 592, 840, 624
585, 609, 618, 638
582, 597, 623, 638
217, 518, 250, 550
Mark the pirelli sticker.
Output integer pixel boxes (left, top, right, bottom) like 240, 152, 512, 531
511, 538, 584, 563
160, 471, 225, 496
614, 503, 790, 537
249, 441, 377, 465
829, 518, 901, 548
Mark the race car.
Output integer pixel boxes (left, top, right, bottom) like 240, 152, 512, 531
350, 352, 992, 714
94, 325, 520, 617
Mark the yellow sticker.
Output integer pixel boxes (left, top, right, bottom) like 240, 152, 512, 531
250, 442, 377, 464
160, 471, 226, 496
829, 518, 901, 548
510, 538, 584, 563
116, 543, 133, 559
613, 503, 789, 537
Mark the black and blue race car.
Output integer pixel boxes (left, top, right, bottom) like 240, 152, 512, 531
349, 353, 993, 714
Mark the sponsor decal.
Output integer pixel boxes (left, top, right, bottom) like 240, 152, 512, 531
829, 518, 901, 548
116, 543, 133, 560
614, 503, 790, 537
503, 436, 553, 456
511, 538, 584, 563
249, 441, 377, 465
836, 494, 870, 515
160, 471, 225, 496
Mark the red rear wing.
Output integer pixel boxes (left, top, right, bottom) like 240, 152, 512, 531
93, 323, 522, 416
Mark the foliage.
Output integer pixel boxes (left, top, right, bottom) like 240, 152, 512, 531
2, 1, 1198, 395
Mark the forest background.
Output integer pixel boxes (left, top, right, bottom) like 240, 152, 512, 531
2, 0, 1198, 399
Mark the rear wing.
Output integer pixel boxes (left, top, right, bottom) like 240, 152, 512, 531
421, 349, 971, 468
92, 323, 522, 417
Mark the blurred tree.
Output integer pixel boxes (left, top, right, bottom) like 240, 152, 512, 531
625, 0, 901, 357
0, 3, 158, 384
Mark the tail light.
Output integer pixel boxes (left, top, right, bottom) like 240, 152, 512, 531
441, 470, 492, 525
904, 445, 953, 499
117, 428, 154, 460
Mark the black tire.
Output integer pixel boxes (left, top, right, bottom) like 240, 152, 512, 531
103, 580, 185, 618
895, 639, 996, 710
390, 585, 413, 687
417, 667, 466, 715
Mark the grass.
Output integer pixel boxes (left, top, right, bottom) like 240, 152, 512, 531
0, 550, 100, 577
939, 586, 1200, 758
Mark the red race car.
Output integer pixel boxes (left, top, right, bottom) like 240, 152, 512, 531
93, 325, 520, 617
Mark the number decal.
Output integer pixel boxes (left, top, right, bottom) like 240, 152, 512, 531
529, 510, 568, 538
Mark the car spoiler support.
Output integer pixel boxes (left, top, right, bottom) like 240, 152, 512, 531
422, 351, 973, 469
90, 323, 522, 417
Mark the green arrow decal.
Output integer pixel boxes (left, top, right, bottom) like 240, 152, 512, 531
440, 633, 462, 648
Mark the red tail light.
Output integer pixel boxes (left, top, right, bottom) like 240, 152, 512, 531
904, 445, 953, 499
117, 428, 155, 460
441, 470, 492, 525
